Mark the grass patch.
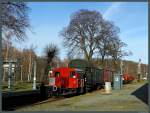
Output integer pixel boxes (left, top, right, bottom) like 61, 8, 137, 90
2, 81, 40, 92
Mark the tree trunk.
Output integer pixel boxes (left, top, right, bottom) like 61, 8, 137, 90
113, 60, 118, 72
101, 55, 105, 68
3, 43, 9, 82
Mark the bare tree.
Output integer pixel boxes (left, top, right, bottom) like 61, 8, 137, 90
1, 0, 30, 82
60, 9, 104, 61
22, 46, 36, 82
96, 20, 120, 66
108, 38, 132, 71
60, 9, 122, 62
43, 43, 59, 83
27, 45, 37, 82
60, 9, 131, 68
1, 0, 30, 41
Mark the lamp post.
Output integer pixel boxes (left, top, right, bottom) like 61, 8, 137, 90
33, 61, 36, 90
20, 65, 23, 82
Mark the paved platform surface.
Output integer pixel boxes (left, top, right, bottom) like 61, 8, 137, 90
15, 81, 148, 111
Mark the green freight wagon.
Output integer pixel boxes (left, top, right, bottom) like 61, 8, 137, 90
68, 59, 104, 92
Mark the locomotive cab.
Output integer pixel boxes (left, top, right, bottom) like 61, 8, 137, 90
48, 67, 82, 96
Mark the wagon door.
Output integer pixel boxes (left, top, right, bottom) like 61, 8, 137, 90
54, 71, 61, 88
68, 71, 78, 88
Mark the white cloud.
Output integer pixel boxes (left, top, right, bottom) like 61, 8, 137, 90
121, 27, 147, 36
103, 2, 122, 19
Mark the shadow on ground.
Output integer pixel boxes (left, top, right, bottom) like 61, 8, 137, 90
2, 93, 47, 111
131, 83, 148, 105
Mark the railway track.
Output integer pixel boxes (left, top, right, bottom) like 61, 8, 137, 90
19, 97, 65, 108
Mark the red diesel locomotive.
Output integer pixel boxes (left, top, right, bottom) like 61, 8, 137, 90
48, 67, 85, 96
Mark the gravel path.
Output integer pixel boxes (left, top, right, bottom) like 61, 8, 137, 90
15, 81, 148, 111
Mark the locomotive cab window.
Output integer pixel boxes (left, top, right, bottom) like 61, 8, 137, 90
55, 72, 60, 77
70, 71, 75, 78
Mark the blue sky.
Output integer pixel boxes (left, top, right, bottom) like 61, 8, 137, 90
13, 2, 148, 64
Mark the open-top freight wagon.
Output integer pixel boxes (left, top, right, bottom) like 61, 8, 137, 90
44, 59, 114, 96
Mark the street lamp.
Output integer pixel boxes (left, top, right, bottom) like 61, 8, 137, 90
3, 59, 16, 91
120, 60, 123, 75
